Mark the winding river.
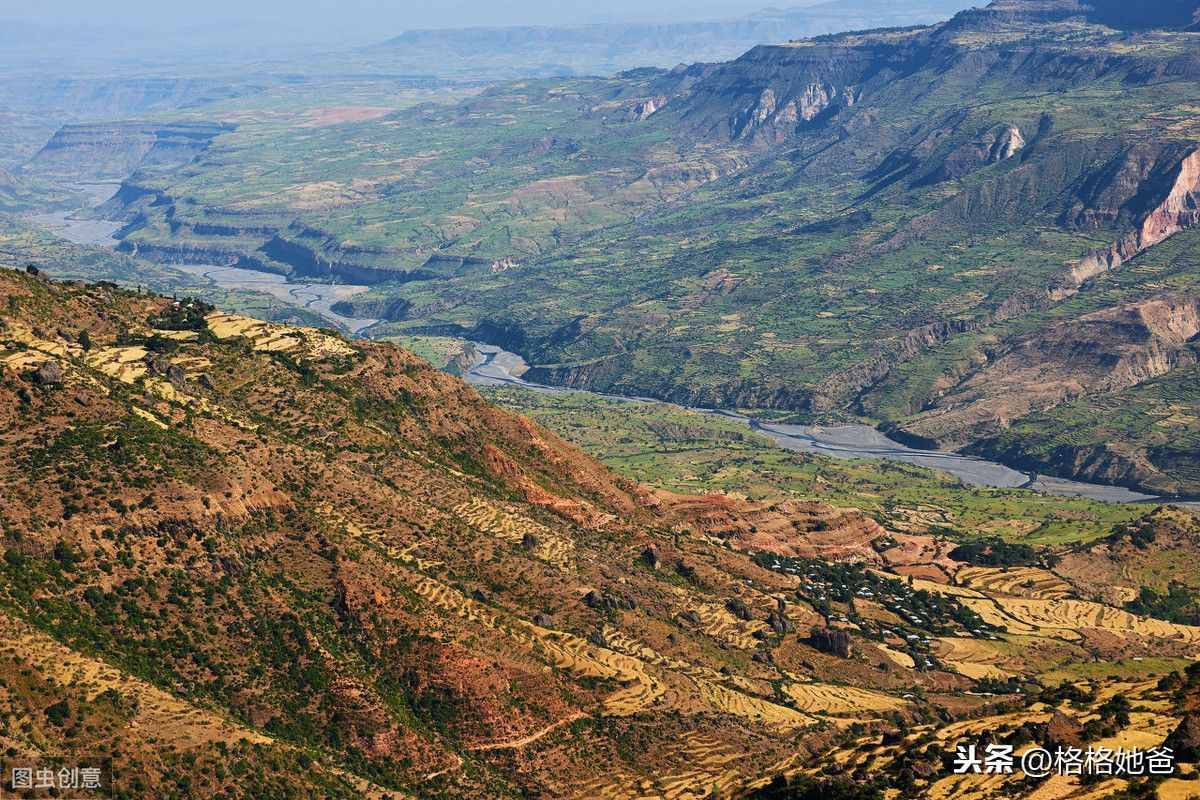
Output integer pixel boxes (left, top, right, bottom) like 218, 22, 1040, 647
465, 343, 1195, 507
170, 264, 379, 336
26, 201, 1195, 509
25, 201, 379, 336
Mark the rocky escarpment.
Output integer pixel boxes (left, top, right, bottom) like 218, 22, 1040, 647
258, 235, 449, 284
859, 110, 1041, 201
954, 0, 1200, 32
22, 121, 232, 182
877, 137, 1200, 340
105, 180, 496, 286
329, 296, 412, 321
897, 296, 1200, 448
916, 124, 1026, 185
114, 239, 276, 273
968, 438, 1165, 494
494, 135, 1190, 417
816, 291, 1046, 413
664, 3, 1200, 148
525, 354, 816, 411
668, 39, 922, 144
966, 402, 1200, 495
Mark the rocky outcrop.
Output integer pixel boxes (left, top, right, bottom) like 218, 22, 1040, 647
1045, 710, 1085, 747
726, 83, 860, 143
490, 256, 520, 273
96, 182, 171, 221
114, 239, 268, 272
260, 236, 411, 284
583, 588, 637, 611
725, 597, 754, 621
889, 137, 1112, 245
30, 361, 63, 386
641, 545, 662, 570
260, 235, 494, 286
809, 627, 853, 658
666, 2, 1200, 149
329, 296, 411, 322
1064, 146, 1200, 288
523, 349, 817, 410
767, 598, 794, 635
670, 39, 911, 144
626, 96, 667, 121
1164, 712, 1200, 762
969, 439, 1157, 492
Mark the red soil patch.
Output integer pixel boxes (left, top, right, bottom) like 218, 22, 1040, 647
301, 106, 394, 127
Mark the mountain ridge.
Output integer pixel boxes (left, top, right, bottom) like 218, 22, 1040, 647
959, 0, 1200, 31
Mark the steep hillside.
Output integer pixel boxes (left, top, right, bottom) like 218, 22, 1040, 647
0, 268, 962, 797
5, 269, 1200, 798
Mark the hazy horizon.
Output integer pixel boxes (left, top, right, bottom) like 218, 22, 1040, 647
2, 0, 837, 47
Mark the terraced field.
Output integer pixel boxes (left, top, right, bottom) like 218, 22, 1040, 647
0, 611, 272, 751
0, 611, 401, 799
205, 311, 355, 358
953, 566, 1074, 600
576, 732, 748, 800
993, 599, 1200, 646
5, 251, 1200, 798
785, 676, 1193, 799
681, 599, 771, 651
932, 636, 1015, 680
781, 681, 908, 715
452, 497, 576, 569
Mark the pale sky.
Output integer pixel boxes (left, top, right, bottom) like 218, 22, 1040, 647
2, 0, 826, 41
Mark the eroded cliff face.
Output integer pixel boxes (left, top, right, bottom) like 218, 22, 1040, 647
663, 3, 1200, 149
877, 129, 1199, 271
1066, 146, 1200, 287
919, 124, 1026, 185
725, 83, 862, 143
22, 122, 232, 182
897, 296, 1200, 448
670, 40, 917, 144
